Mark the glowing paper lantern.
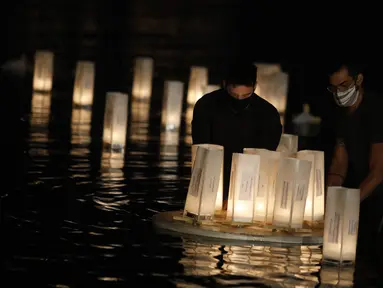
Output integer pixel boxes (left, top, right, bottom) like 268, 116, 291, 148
323, 187, 360, 265
320, 265, 354, 286
187, 66, 208, 106
132, 57, 154, 101
203, 84, 220, 94
272, 157, 312, 229
73, 61, 95, 107
254, 63, 288, 114
131, 99, 150, 122
71, 108, 92, 136
277, 134, 298, 155
161, 81, 184, 131
227, 153, 260, 223
33, 50, 54, 92
296, 150, 325, 222
103, 92, 129, 151
243, 148, 281, 223
184, 145, 223, 220
191, 144, 223, 211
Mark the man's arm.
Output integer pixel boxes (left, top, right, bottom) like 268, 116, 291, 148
360, 143, 383, 201
327, 140, 348, 187
191, 99, 211, 144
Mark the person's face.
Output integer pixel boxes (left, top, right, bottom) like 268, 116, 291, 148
226, 84, 254, 100
327, 66, 363, 93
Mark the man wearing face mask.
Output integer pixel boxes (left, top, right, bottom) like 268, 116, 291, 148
192, 62, 282, 207
326, 63, 383, 253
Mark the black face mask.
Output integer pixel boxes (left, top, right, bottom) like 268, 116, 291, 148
225, 91, 252, 113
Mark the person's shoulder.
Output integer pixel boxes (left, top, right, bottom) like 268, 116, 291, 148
253, 94, 280, 114
195, 89, 223, 107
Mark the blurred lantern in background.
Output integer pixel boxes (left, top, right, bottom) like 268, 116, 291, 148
33, 50, 54, 92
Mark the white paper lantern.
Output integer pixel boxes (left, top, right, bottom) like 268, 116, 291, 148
323, 187, 360, 265
187, 66, 208, 106
191, 144, 223, 211
243, 148, 281, 223
227, 153, 260, 223
103, 92, 129, 151
254, 63, 288, 114
277, 134, 298, 155
33, 50, 54, 92
320, 265, 354, 286
203, 84, 220, 95
184, 145, 223, 220
161, 81, 184, 131
273, 157, 312, 229
73, 61, 95, 107
132, 57, 154, 101
296, 150, 325, 222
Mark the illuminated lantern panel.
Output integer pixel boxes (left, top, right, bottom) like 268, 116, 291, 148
254, 63, 288, 115
187, 66, 208, 106
243, 148, 281, 223
30, 92, 52, 126
272, 157, 312, 229
323, 187, 360, 265
33, 50, 54, 92
277, 134, 298, 155
227, 153, 260, 223
296, 150, 325, 222
160, 130, 179, 157
103, 92, 129, 152
203, 84, 220, 95
73, 61, 95, 107
132, 57, 154, 101
320, 265, 354, 286
191, 144, 224, 211
161, 81, 184, 131
184, 145, 223, 220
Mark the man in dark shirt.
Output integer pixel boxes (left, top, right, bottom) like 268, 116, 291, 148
192, 62, 282, 205
326, 63, 383, 253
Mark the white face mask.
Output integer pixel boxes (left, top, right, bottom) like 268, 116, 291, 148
333, 85, 359, 107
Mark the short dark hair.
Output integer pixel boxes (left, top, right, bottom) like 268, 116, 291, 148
327, 63, 365, 78
224, 62, 257, 86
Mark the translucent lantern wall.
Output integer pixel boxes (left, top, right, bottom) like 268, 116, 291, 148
273, 157, 312, 229
33, 50, 54, 92
296, 150, 325, 222
203, 84, 220, 95
323, 187, 360, 265
103, 92, 129, 151
277, 134, 298, 155
132, 57, 154, 101
187, 66, 208, 106
73, 61, 95, 107
227, 153, 260, 223
30, 91, 52, 126
243, 148, 281, 223
254, 63, 288, 115
161, 81, 184, 131
191, 144, 224, 211
184, 145, 223, 219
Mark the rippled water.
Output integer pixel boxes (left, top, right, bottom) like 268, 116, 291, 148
2, 90, 383, 287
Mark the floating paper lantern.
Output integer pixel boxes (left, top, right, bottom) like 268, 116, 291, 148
203, 84, 220, 94
184, 145, 223, 220
277, 134, 298, 155
296, 150, 325, 222
243, 148, 281, 223
33, 50, 54, 92
323, 187, 360, 265
132, 57, 154, 101
30, 91, 51, 126
73, 61, 95, 107
191, 144, 223, 211
71, 108, 92, 136
227, 153, 260, 223
187, 66, 208, 106
272, 157, 312, 229
160, 130, 179, 157
130, 99, 150, 122
103, 92, 129, 151
254, 63, 288, 115
161, 81, 184, 131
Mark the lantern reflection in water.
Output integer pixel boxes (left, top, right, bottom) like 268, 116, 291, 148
132, 57, 153, 101
103, 92, 129, 152
33, 50, 54, 92
227, 153, 260, 223
187, 66, 208, 106
131, 99, 150, 123
160, 130, 179, 158
323, 187, 360, 265
30, 91, 52, 126
184, 145, 223, 219
243, 148, 280, 223
296, 150, 325, 222
273, 157, 312, 229
71, 108, 92, 137
191, 144, 224, 211
73, 61, 95, 107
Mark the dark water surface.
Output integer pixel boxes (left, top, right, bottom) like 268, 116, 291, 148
2, 88, 383, 287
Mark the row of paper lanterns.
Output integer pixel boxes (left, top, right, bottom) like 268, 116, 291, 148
185, 137, 360, 264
